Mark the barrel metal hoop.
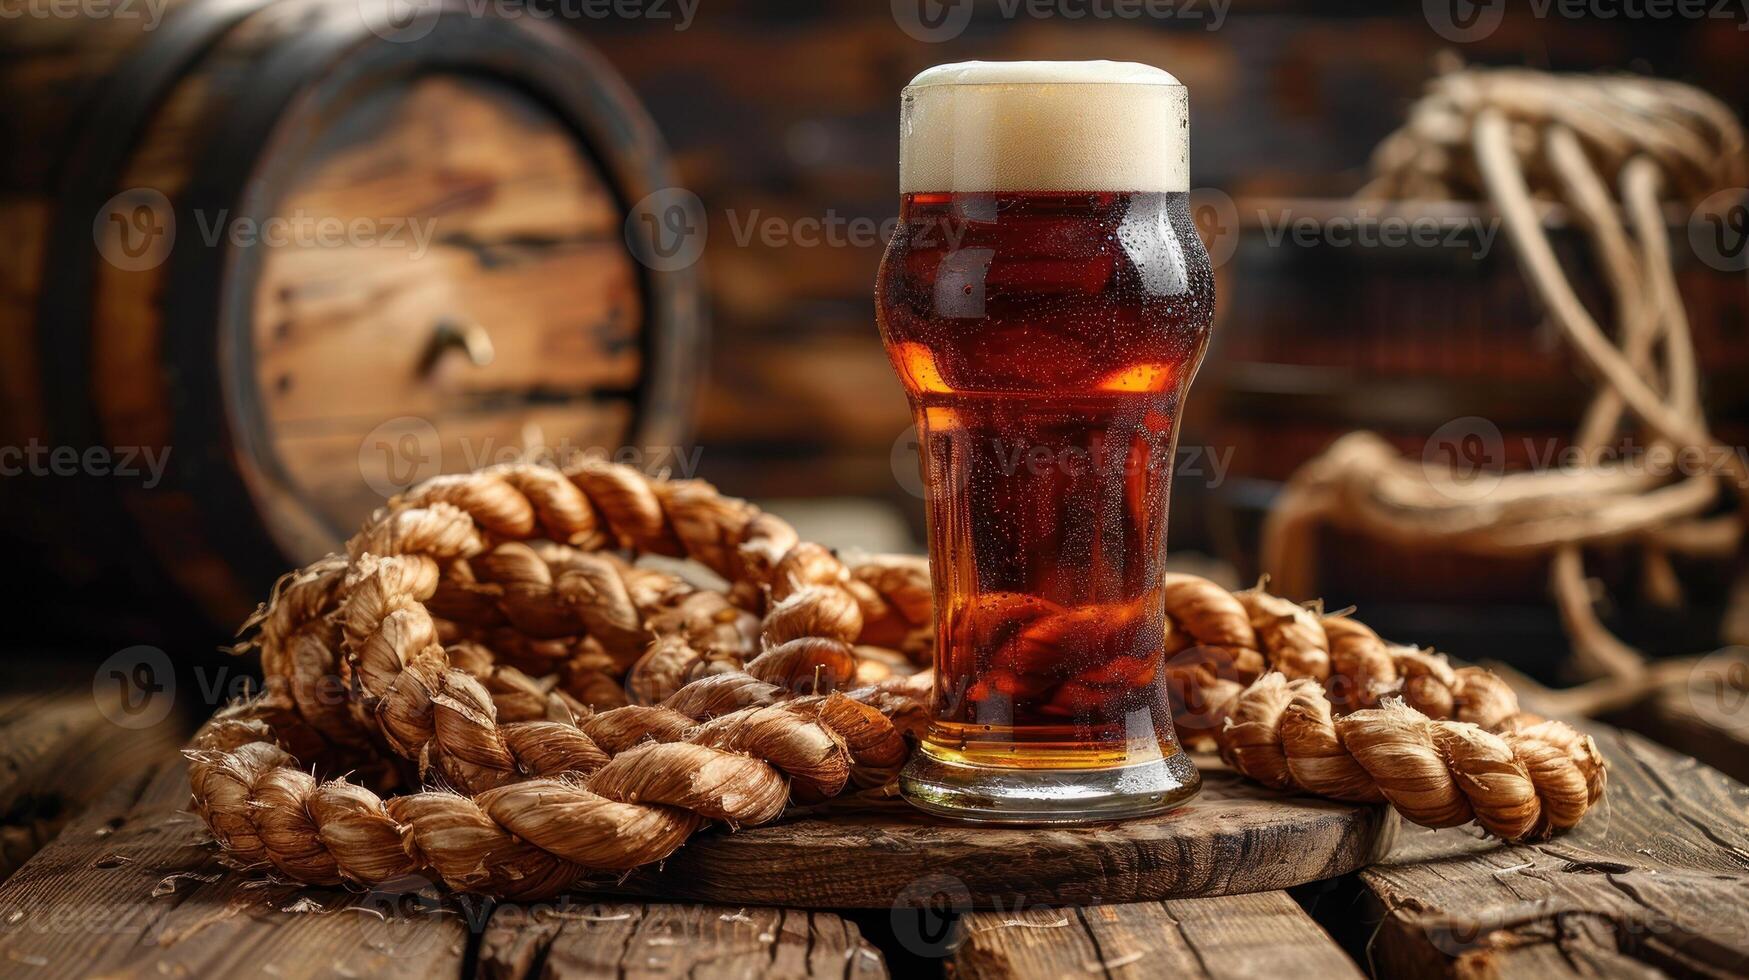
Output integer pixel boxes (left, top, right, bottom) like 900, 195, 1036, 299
36, 0, 283, 455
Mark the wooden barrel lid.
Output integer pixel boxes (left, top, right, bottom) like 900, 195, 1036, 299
246, 73, 647, 559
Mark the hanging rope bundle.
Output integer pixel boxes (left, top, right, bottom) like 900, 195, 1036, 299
1268, 64, 1749, 713
187, 458, 1605, 897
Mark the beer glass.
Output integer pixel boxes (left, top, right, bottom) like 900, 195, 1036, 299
877, 61, 1213, 822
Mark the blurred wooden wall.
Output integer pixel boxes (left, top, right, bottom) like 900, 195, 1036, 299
573, 0, 1749, 536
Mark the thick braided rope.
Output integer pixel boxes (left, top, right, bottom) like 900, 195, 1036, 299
1159, 573, 1526, 728
1154, 574, 1606, 839
1216, 675, 1604, 840
198, 461, 937, 890
195, 463, 1606, 898
389, 462, 932, 659
236, 461, 932, 763
188, 644, 928, 899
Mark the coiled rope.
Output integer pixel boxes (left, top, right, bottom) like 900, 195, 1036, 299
188, 460, 1604, 897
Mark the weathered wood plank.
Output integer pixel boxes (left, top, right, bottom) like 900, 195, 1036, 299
952, 893, 1363, 979
479, 902, 886, 979
1606, 679, 1749, 784
0, 752, 469, 979
607, 762, 1397, 909
12, 688, 1740, 980
0, 679, 187, 881
1356, 723, 1749, 978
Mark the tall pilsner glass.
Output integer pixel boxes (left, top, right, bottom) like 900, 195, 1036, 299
876, 61, 1214, 822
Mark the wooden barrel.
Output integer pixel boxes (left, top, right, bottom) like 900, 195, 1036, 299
0, 0, 700, 630
1202, 198, 1748, 659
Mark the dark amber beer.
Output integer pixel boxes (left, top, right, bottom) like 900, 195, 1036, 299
878, 62, 1213, 821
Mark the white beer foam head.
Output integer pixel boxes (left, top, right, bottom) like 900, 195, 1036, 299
900, 61, 1189, 194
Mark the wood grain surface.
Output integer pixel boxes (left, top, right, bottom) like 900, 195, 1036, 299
3, 699, 1746, 978
479, 903, 886, 980
1355, 723, 1749, 978
1606, 679, 1749, 784
606, 761, 1397, 909
252, 73, 644, 553
952, 893, 1362, 980
0, 749, 889, 980
0, 678, 186, 881
0, 756, 472, 979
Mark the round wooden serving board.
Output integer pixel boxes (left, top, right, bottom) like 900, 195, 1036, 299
607, 757, 1400, 909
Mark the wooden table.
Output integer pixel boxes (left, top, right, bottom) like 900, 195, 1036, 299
0, 681, 1744, 978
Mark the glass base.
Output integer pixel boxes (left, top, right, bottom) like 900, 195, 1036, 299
898, 746, 1201, 824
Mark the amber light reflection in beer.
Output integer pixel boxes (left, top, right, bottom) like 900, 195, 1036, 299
878, 188, 1215, 769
